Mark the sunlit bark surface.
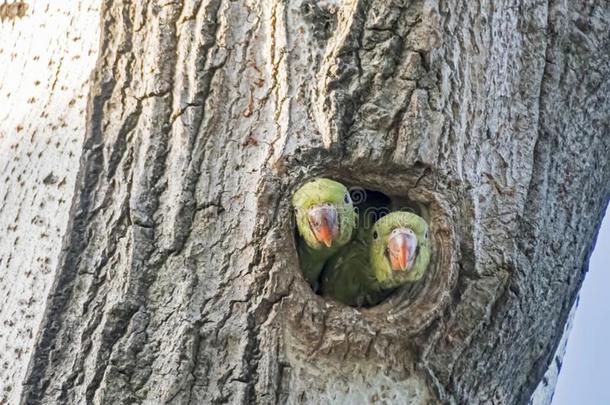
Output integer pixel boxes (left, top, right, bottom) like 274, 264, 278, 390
0, 2, 100, 403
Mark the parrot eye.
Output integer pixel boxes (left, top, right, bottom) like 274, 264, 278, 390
373, 230, 378, 240
343, 193, 351, 204
425, 230, 429, 239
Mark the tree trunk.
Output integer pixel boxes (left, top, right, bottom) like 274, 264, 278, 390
0, 2, 100, 403
3, 0, 610, 404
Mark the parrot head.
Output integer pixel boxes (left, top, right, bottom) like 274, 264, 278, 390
292, 178, 356, 250
370, 211, 431, 289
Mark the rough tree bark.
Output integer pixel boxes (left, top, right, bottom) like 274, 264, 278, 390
0, 2, 100, 403
1, 0, 609, 404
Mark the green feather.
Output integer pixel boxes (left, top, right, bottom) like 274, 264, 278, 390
321, 211, 431, 306
320, 190, 389, 306
292, 178, 357, 285
320, 237, 388, 307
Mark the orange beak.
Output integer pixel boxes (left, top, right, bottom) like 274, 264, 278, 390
316, 223, 333, 248
308, 204, 339, 248
390, 244, 409, 271
388, 229, 417, 272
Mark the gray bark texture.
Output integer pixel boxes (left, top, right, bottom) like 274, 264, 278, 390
0, 2, 101, 403
12, 0, 610, 404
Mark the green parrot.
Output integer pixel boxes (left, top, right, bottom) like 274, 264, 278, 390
292, 178, 357, 286
321, 211, 431, 307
